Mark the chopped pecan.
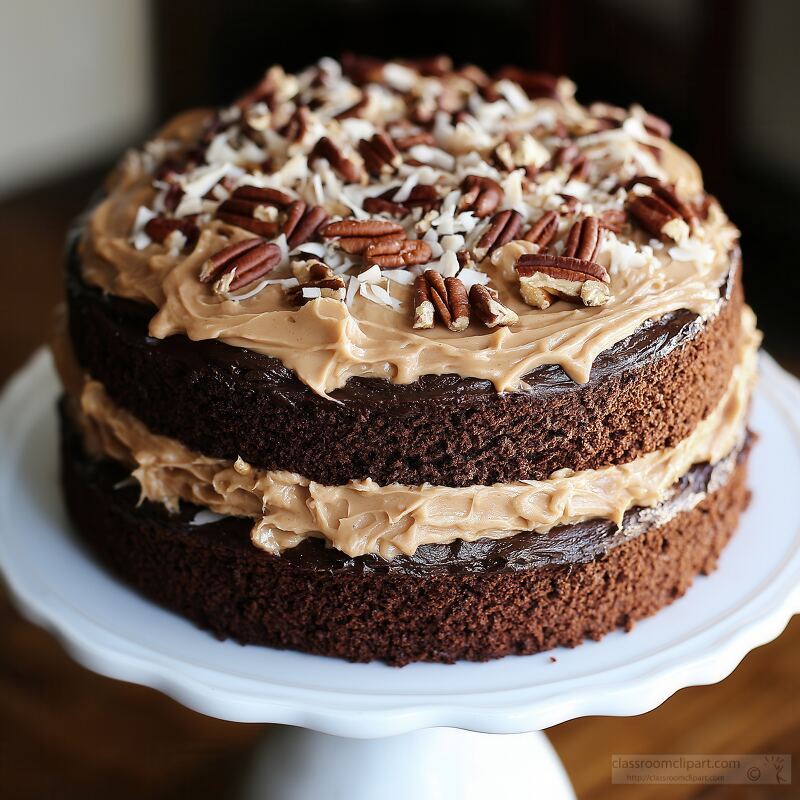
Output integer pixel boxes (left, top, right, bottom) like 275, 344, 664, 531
340, 52, 385, 85
363, 191, 409, 218
308, 137, 362, 183
413, 270, 469, 331
200, 239, 282, 294
286, 261, 346, 306
399, 55, 453, 77
321, 218, 405, 255
553, 142, 579, 168
143, 217, 199, 249
474, 209, 524, 261
392, 131, 436, 150
598, 208, 628, 234
456, 250, 475, 269
358, 132, 402, 176
283, 202, 329, 249
551, 143, 588, 181
469, 284, 519, 328
626, 177, 697, 241
493, 67, 559, 99
568, 154, 588, 181
282, 107, 311, 142
458, 175, 504, 218
558, 193, 580, 213
523, 210, 559, 248
404, 184, 440, 213
516, 253, 610, 308
236, 70, 277, 109
335, 94, 369, 120
563, 217, 603, 261
364, 238, 431, 268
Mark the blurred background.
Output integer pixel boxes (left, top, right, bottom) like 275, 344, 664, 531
0, 1, 797, 797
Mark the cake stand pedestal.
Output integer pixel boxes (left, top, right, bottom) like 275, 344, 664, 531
2, 350, 800, 799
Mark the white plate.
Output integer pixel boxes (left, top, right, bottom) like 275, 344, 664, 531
1, 349, 799, 737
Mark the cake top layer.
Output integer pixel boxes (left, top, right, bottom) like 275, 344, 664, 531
80, 55, 739, 396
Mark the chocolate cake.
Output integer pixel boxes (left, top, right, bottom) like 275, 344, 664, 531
57, 55, 760, 664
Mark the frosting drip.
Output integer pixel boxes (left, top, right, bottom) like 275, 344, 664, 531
69, 308, 759, 559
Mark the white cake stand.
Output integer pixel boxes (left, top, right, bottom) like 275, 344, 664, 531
1, 350, 799, 799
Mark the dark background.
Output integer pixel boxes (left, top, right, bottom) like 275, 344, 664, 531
1, 1, 798, 797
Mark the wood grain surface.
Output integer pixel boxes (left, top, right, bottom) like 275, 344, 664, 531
0, 176, 797, 798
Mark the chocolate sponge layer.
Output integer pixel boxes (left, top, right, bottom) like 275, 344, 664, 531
60, 408, 752, 666
67, 245, 743, 487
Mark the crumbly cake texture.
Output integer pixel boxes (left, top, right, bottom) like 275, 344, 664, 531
61, 410, 752, 665
59, 55, 759, 663
67, 253, 742, 486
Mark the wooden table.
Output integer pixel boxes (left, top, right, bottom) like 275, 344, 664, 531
1, 176, 797, 798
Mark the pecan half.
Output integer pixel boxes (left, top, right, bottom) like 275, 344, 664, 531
563, 216, 603, 261
469, 284, 519, 328
308, 137, 362, 184
626, 177, 698, 243
283, 202, 329, 249
413, 270, 469, 331
458, 175, 504, 218
523, 210, 559, 247
364, 238, 432, 268
200, 240, 282, 294
232, 186, 293, 207
358, 132, 401, 176
286, 261, 346, 306
321, 218, 405, 255
474, 209, 523, 261
144, 217, 199, 249
516, 253, 610, 308
215, 203, 280, 238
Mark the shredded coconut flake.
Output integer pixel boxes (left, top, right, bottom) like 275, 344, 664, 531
380, 268, 416, 285
356, 265, 382, 284
190, 510, 227, 526
392, 172, 419, 203
669, 237, 715, 265
457, 268, 491, 292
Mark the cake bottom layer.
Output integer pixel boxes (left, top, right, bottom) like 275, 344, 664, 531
60, 414, 752, 666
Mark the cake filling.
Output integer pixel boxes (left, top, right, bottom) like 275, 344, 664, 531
64, 307, 758, 559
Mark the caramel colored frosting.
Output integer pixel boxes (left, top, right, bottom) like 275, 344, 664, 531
80, 58, 740, 396
70, 307, 758, 559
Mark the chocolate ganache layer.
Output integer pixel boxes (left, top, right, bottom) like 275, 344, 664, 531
61, 406, 752, 663
67, 235, 742, 487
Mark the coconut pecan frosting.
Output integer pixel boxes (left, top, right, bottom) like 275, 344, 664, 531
80, 54, 740, 396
